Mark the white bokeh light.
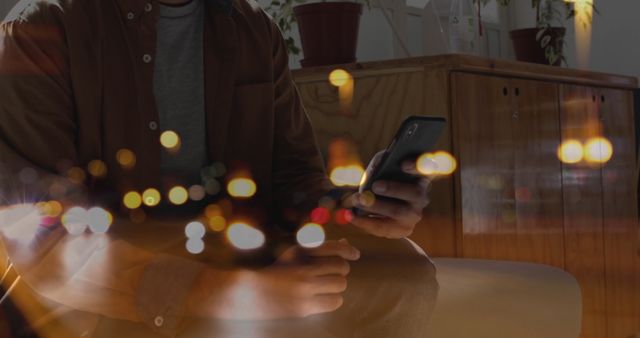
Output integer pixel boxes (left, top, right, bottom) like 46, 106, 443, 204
87, 207, 112, 233
61, 207, 88, 236
296, 223, 326, 248
185, 221, 206, 239
186, 238, 205, 254
226, 222, 265, 250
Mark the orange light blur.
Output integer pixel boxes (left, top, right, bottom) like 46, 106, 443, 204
116, 149, 136, 169
296, 223, 326, 248
567, 0, 594, 68
36, 200, 63, 218
168, 186, 189, 205
123, 191, 142, 209
226, 222, 265, 250
227, 178, 257, 198
330, 165, 365, 187
67, 167, 86, 184
87, 160, 107, 178
558, 139, 584, 164
142, 188, 161, 207
584, 137, 613, 164
208, 216, 227, 232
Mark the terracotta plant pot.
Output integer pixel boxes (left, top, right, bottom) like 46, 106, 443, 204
293, 2, 362, 68
509, 27, 566, 66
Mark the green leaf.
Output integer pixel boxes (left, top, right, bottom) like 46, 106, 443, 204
535, 28, 547, 41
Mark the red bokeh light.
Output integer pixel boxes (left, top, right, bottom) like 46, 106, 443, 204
310, 207, 331, 225
334, 208, 354, 225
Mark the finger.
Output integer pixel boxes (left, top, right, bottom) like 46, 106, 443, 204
350, 216, 412, 239
356, 197, 421, 224
309, 275, 348, 294
303, 295, 344, 316
305, 239, 360, 261
306, 256, 351, 276
371, 180, 429, 208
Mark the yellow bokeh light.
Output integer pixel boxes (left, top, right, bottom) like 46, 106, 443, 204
329, 69, 351, 87
432, 151, 457, 175
87, 160, 107, 178
208, 216, 227, 232
227, 178, 257, 198
160, 130, 181, 150
417, 151, 457, 176
330, 165, 365, 187
116, 149, 136, 169
37, 200, 63, 218
558, 140, 584, 164
168, 186, 189, 205
123, 191, 142, 209
226, 222, 265, 250
296, 223, 326, 248
205, 204, 223, 218
584, 137, 613, 164
142, 188, 161, 207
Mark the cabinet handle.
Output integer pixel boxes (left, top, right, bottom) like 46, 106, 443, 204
592, 94, 597, 102
515, 88, 520, 97
502, 87, 508, 96
601, 95, 606, 103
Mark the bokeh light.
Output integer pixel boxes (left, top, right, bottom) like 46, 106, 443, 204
87, 160, 107, 178
558, 140, 584, 164
67, 167, 86, 184
61, 207, 88, 235
123, 191, 142, 209
186, 238, 205, 254
310, 207, 331, 225
226, 222, 265, 250
168, 186, 189, 205
330, 165, 365, 187
296, 223, 326, 248
116, 149, 136, 169
227, 178, 257, 198
359, 191, 376, 207
584, 137, 613, 164
142, 188, 161, 207
36, 201, 63, 218
417, 151, 457, 176
160, 130, 181, 151
185, 221, 206, 239
208, 216, 226, 232
189, 185, 206, 201
335, 208, 354, 225
329, 69, 351, 87
205, 204, 223, 218
87, 207, 112, 233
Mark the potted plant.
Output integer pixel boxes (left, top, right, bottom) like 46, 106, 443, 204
477, 0, 597, 66
266, 0, 369, 67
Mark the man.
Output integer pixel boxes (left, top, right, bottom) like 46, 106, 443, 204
0, 0, 438, 337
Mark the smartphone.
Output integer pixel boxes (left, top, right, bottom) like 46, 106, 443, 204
358, 115, 446, 196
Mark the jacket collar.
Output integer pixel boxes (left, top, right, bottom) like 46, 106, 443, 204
114, 0, 237, 21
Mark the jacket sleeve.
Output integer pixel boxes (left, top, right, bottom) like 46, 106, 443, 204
269, 21, 337, 230
0, 3, 86, 206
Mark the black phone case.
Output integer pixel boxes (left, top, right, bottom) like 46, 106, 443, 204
358, 115, 446, 201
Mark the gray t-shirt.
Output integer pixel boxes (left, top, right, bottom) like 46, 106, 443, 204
154, 0, 207, 185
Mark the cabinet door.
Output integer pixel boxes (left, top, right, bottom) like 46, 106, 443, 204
453, 72, 517, 260
454, 73, 564, 265
512, 79, 565, 268
599, 88, 640, 338
560, 84, 607, 338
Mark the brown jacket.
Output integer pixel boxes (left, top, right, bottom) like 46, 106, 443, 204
0, 0, 329, 227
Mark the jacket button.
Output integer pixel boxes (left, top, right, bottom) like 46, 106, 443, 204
143, 54, 152, 63
126, 12, 135, 20
148, 121, 158, 131
145, 3, 153, 12
154, 316, 164, 327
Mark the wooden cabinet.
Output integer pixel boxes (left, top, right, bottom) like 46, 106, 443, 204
293, 55, 639, 338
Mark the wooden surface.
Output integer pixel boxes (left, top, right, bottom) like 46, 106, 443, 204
294, 54, 640, 338
560, 84, 607, 338
599, 88, 640, 338
293, 54, 639, 90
